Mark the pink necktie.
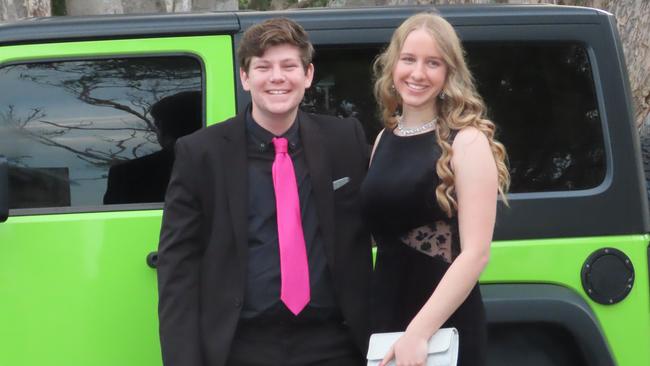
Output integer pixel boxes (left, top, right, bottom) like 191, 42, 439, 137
272, 137, 310, 315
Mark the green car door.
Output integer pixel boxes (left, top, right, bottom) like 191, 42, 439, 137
0, 35, 235, 366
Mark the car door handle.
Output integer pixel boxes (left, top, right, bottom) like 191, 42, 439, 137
146, 251, 158, 269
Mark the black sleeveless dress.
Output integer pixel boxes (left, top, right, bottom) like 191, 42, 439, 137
360, 128, 486, 366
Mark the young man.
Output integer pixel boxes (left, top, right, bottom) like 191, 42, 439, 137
157, 18, 372, 366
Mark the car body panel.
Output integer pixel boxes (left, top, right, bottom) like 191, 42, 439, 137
0, 35, 235, 366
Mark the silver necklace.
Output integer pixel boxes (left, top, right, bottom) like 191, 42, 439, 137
396, 115, 438, 136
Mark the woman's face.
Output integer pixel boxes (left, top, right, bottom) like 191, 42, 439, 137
392, 28, 448, 115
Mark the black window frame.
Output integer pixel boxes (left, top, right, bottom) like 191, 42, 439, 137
235, 13, 646, 240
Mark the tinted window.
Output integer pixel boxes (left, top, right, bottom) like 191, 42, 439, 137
304, 42, 605, 193
0, 57, 203, 211
467, 42, 605, 193
303, 47, 382, 141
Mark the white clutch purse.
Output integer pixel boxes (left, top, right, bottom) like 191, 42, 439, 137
367, 328, 459, 366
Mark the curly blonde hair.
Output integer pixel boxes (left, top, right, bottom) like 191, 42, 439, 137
373, 12, 509, 217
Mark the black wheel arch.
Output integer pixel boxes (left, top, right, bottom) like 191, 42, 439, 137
482, 284, 616, 366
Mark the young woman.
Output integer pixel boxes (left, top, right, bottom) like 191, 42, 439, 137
360, 13, 509, 366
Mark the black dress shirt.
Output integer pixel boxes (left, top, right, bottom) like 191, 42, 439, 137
241, 109, 338, 321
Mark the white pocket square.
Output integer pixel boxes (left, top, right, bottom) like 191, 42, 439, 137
332, 177, 350, 191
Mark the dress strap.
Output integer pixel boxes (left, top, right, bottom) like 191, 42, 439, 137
369, 128, 388, 165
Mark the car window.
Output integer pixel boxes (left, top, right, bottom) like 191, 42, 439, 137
0, 56, 203, 211
304, 42, 605, 194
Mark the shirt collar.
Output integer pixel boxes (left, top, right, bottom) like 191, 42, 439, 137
245, 106, 301, 152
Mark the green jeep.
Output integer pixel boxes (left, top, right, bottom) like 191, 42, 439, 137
0, 5, 647, 366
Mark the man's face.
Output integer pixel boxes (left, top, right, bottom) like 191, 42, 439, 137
240, 44, 314, 123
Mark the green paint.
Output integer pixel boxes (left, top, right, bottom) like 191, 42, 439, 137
0, 35, 235, 366
0, 211, 164, 366
483, 234, 650, 366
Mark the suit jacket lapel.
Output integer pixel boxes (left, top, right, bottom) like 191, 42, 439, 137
299, 111, 337, 268
220, 113, 249, 273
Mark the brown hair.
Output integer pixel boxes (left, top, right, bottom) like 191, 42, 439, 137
373, 12, 509, 217
237, 17, 314, 73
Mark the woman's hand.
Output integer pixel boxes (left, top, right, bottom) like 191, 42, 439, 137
379, 331, 429, 366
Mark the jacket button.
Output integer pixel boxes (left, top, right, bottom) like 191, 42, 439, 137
234, 298, 242, 308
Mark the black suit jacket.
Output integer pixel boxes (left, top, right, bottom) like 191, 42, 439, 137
157, 110, 372, 366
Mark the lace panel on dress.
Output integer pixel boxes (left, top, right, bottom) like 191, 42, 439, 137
399, 221, 453, 263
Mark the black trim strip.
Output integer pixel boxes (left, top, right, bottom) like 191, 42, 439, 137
0, 13, 240, 46
0, 156, 8, 222
0, 5, 600, 46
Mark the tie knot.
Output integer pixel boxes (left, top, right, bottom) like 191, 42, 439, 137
272, 137, 288, 154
